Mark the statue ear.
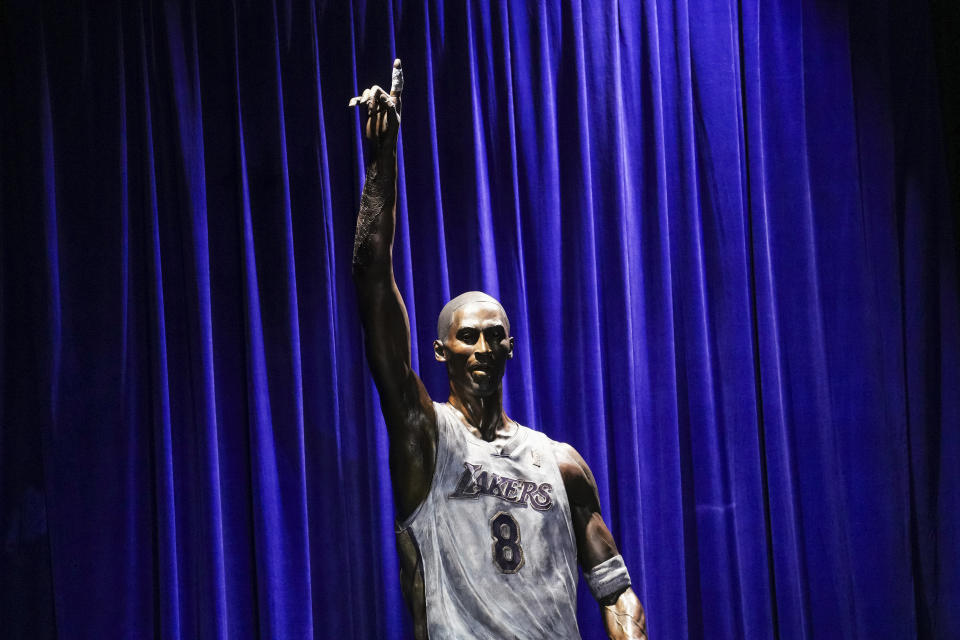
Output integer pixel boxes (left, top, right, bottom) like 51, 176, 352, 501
507, 337, 515, 359
434, 339, 447, 362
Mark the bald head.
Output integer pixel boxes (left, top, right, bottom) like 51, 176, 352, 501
437, 291, 510, 341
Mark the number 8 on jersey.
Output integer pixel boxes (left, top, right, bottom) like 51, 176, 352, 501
490, 512, 524, 573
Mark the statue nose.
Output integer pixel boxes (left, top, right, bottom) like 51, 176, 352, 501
475, 333, 489, 351
475, 336, 493, 357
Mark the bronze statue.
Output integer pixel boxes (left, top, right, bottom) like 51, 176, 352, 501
350, 59, 647, 640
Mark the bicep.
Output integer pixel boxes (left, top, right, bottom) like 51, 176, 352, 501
354, 268, 433, 413
557, 444, 621, 570
354, 273, 438, 516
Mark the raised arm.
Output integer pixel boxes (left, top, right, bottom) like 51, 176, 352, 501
350, 60, 436, 521
557, 444, 648, 639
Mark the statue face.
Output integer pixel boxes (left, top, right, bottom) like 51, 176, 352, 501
434, 302, 514, 397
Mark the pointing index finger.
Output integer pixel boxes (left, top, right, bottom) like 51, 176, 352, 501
390, 58, 403, 98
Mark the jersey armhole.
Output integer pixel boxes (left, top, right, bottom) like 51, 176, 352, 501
545, 436, 579, 553
398, 401, 454, 531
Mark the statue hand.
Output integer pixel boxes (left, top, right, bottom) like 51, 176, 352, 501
349, 59, 403, 165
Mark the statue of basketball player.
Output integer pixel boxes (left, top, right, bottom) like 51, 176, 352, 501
349, 60, 648, 640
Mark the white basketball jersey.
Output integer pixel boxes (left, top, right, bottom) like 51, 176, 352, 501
398, 402, 582, 639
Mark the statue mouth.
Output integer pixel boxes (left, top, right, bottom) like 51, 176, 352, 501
469, 363, 494, 373
468, 366, 496, 384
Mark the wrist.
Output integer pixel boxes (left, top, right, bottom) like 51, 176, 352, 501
366, 143, 397, 173
365, 157, 395, 178
586, 555, 632, 603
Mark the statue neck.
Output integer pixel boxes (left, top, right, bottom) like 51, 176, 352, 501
447, 385, 512, 442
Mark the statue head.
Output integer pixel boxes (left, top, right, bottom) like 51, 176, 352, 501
433, 292, 514, 398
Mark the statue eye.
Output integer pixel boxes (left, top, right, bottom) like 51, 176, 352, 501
487, 328, 505, 341
457, 329, 479, 343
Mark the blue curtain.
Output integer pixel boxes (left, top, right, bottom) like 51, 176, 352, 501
2, 0, 957, 638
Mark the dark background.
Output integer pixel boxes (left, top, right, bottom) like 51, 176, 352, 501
2, 0, 958, 638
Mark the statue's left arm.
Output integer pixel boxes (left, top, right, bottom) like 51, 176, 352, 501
556, 443, 648, 640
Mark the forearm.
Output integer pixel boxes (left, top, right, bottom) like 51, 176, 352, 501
351, 143, 414, 389
600, 588, 647, 640
352, 149, 397, 275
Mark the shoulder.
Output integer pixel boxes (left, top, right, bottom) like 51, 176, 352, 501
551, 440, 590, 477
428, 402, 467, 453
430, 401, 461, 434
551, 441, 600, 504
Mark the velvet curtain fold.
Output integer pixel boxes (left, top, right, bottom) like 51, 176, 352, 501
1, 0, 957, 638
